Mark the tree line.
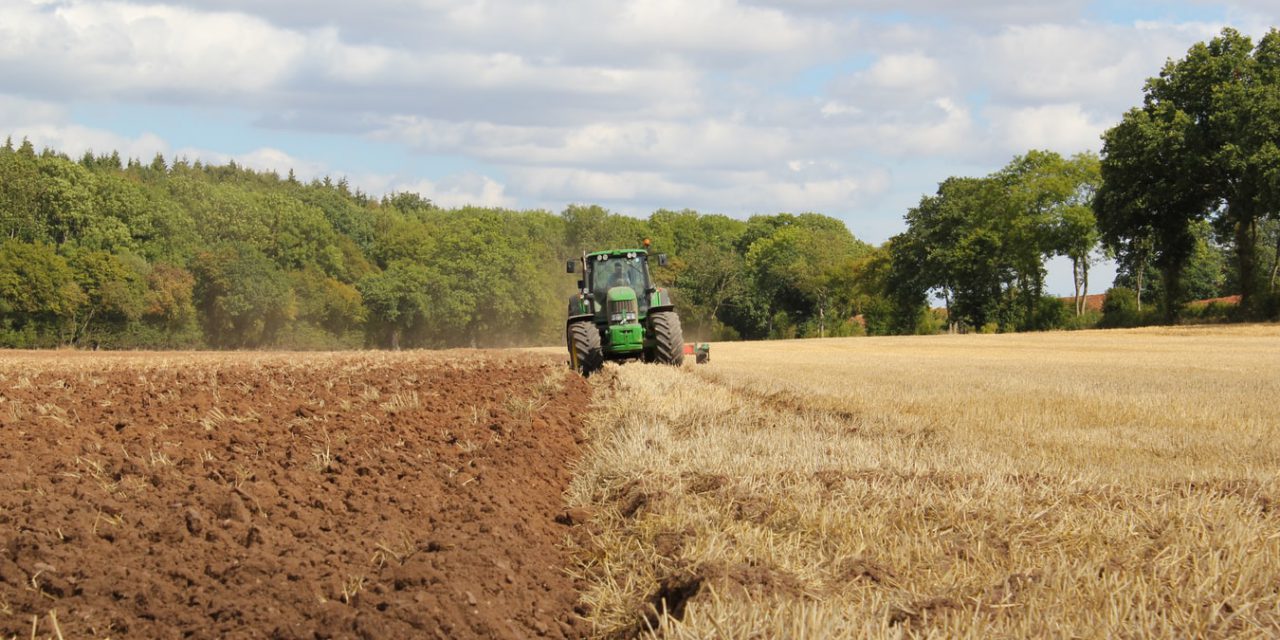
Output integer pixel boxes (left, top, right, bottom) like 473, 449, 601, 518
0, 140, 875, 349
1, 28, 1276, 349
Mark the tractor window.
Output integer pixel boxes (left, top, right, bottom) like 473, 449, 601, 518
591, 255, 648, 304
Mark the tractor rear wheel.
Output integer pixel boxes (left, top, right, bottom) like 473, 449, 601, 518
649, 311, 685, 366
567, 321, 604, 376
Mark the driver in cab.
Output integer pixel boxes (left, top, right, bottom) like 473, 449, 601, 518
606, 260, 633, 289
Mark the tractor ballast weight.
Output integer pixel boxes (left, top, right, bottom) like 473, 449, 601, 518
565, 243, 684, 376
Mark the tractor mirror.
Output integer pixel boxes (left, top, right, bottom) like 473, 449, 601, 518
565, 259, 576, 274
577, 279, 585, 290
657, 253, 668, 267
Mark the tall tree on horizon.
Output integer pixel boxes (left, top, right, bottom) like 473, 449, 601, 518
1136, 28, 1280, 314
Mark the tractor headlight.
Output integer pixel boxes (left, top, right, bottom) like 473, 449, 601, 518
625, 312, 637, 322
610, 313, 623, 323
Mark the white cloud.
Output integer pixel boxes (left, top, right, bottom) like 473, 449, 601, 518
508, 168, 692, 203
863, 98, 976, 157
0, 94, 65, 127
987, 103, 1114, 154
177, 0, 840, 64
763, 173, 890, 212
373, 117, 798, 172
383, 174, 516, 209
603, 0, 822, 56
744, 0, 1092, 25
863, 53, 947, 92
824, 51, 954, 124
508, 165, 890, 215
819, 100, 860, 117
0, 2, 307, 99
0, 0, 824, 118
973, 22, 1226, 110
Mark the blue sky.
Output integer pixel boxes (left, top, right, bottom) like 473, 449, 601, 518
0, 0, 1274, 294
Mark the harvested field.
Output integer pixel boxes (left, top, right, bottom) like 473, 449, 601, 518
0, 350, 590, 639
569, 324, 1280, 638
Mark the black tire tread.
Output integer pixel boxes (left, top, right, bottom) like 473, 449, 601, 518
568, 321, 604, 376
650, 311, 685, 366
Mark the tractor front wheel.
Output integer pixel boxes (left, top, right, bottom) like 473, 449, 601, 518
568, 321, 604, 377
649, 311, 685, 366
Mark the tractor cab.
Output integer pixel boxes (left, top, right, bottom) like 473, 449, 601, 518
587, 252, 652, 319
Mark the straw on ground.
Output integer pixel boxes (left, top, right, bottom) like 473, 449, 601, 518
568, 324, 1280, 638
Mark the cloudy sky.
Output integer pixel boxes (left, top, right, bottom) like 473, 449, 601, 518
1, 0, 1275, 292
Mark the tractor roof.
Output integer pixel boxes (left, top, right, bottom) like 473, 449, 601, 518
585, 248, 649, 258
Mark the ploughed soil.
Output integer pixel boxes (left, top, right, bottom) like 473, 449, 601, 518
0, 350, 591, 639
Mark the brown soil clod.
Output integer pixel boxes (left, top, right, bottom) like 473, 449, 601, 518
555, 507, 595, 527
812, 469, 849, 491
702, 560, 806, 600
651, 529, 693, 559
631, 560, 807, 633
888, 596, 962, 626
982, 572, 1042, 605
614, 482, 665, 520
833, 556, 896, 587
729, 493, 777, 524
643, 573, 704, 627
682, 472, 728, 494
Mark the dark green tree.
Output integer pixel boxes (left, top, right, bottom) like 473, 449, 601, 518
191, 242, 296, 348
0, 240, 83, 345
1096, 104, 1214, 322
1144, 28, 1280, 313
67, 250, 147, 344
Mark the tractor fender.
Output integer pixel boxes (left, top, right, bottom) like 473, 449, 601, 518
646, 287, 676, 338
647, 287, 676, 325
567, 293, 594, 324
648, 287, 674, 311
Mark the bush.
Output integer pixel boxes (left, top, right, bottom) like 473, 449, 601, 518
858, 299, 896, 336
769, 311, 797, 340
1101, 287, 1141, 328
711, 323, 741, 342
924, 307, 948, 334
1187, 301, 1234, 323
1062, 309, 1103, 330
1027, 295, 1070, 331
798, 316, 862, 338
0, 320, 42, 348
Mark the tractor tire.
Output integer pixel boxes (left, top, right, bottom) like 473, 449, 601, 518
649, 311, 685, 366
567, 321, 604, 377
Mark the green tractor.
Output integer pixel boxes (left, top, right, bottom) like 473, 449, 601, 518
565, 243, 684, 376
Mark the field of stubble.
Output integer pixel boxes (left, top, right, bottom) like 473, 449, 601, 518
568, 324, 1280, 638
